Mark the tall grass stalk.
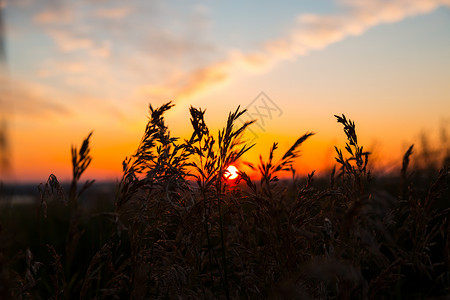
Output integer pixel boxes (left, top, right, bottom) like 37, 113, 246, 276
0, 104, 448, 299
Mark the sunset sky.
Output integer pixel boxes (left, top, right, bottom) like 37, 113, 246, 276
1, 0, 450, 183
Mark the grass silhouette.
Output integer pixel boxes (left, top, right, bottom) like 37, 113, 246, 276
0, 102, 449, 299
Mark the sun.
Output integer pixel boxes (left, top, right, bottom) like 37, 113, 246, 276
224, 165, 239, 180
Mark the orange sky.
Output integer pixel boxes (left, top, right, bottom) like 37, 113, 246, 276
1, 0, 449, 183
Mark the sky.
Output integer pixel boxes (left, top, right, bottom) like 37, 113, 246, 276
1, 0, 450, 183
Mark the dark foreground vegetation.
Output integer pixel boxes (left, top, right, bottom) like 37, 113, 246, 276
1, 103, 449, 299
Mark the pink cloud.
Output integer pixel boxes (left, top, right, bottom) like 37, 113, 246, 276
48, 30, 93, 52
94, 6, 132, 20
33, 7, 74, 25
0, 74, 71, 117
46, 29, 110, 58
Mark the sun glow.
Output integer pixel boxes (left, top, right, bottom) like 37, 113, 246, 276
224, 165, 239, 180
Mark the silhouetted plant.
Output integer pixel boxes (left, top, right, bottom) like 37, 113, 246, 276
0, 103, 448, 299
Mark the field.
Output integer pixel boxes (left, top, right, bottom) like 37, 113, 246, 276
0, 103, 449, 299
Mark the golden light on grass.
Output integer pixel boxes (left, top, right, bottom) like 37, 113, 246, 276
224, 165, 239, 180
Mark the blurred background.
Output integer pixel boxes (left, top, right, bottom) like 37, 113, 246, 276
0, 0, 449, 183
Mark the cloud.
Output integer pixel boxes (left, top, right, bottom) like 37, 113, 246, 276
154, 0, 450, 108
139, 51, 274, 102
6, 0, 33, 8
299, 0, 446, 46
48, 29, 93, 52
0, 74, 71, 117
31, 2, 117, 58
37, 60, 88, 78
94, 6, 132, 19
170, 61, 231, 101
268, 0, 450, 57
10, 0, 450, 118
1, 73, 127, 124
46, 29, 111, 57
90, 40, 111, 58
33, 7, 74, 24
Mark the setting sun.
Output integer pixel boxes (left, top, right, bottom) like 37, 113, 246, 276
224, 165, 239, 180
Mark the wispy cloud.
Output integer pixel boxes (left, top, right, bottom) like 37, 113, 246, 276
156, 61, 231, 102
153, 0, 450, 109
266, 0, 450, 56
7, 0, 450, 118
29, 1, 217, 111
1, 75, 71, 117
46, 29, 111, 58
37, 60, 88, 77
94, 6, 132, 20
47, 29, 93, 52
33, 6, 74, 25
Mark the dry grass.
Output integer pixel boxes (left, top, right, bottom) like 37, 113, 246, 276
0, 102, 449, 299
